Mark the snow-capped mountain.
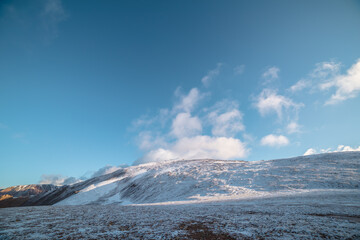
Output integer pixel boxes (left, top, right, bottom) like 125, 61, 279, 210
0, 184, 58, 208
0, 184, 58, 198
2, 152, 359, 208
55, 151, 359, 206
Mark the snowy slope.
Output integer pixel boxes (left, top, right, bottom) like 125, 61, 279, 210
56, 151, 360, 206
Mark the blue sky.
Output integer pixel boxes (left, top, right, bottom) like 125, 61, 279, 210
1, 0, 360, 188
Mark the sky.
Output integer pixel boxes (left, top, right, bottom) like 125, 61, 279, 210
1, 0, 360, 188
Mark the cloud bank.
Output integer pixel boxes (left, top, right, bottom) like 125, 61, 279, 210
133, 71, 249, 164
137, 136, 248, 164
304, 145, 360, 156
39, 165, 127, 186
39, 174, 81, 186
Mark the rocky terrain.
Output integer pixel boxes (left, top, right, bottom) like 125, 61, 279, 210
0, 184, 58, 208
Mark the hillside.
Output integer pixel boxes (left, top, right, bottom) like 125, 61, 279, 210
56, 151, 360, 206
1, 152, 359, 239
1, 152, 359, 208
0, 184, 58, 208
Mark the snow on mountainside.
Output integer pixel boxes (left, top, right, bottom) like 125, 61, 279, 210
0, 184, 58, 198
56, 151, 360, 206
0, 184, 58, 208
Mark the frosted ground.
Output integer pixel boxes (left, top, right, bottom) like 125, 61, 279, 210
0, 191, 359, 239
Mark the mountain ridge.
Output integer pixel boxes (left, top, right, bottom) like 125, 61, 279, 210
1, 151, 359, 208
57, 151, 360, 206
0, 184, 59, 208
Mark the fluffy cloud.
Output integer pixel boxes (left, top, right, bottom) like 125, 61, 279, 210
201, 63, 222, 87
135, 103, 248, 164
138, 136, 248, 164
292, 59, 360, 105
132, 65, 253, 164
286, 122, 301, 134
39, 174, 81, 186
260, 134, 289, 147
320, 59, 360, 105
208, 104, 244, 137
174, 88, 204, 113
254, 89, 303, 120
303, 148, 317, 156
262, 66, 280, 82
303, 145, 360, 155
336, 145, 360, 152
289, 60, 341, 94
171, 112, 202, 138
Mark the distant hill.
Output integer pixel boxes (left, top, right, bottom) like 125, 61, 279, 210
0, 184, 58, 208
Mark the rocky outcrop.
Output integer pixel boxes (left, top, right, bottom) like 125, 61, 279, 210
0, 184, 58, 208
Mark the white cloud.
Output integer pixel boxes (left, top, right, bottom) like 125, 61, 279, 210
260, 134, 289, 147
288, 60, 341, 94
262, 66, 280, 82
254, 89, 303, 120
201, 63, 222, 87
311, 61, 340, 79
286, 122, 301, 134
295, 59, 360, 105
174, 88, 204, 113
319, 59, 360, 105
303, 148, 317, 156
303, 145, 360, 156
132, 65, 251, 165
138, 136, 248, 164
336, 145, 360, 152
234, 65, 245, 75
171, 112, 202, 138
135, 96, 249, 164
39, 174, 81, 186
289, 79, 311, 93
209, 105, 244, 137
